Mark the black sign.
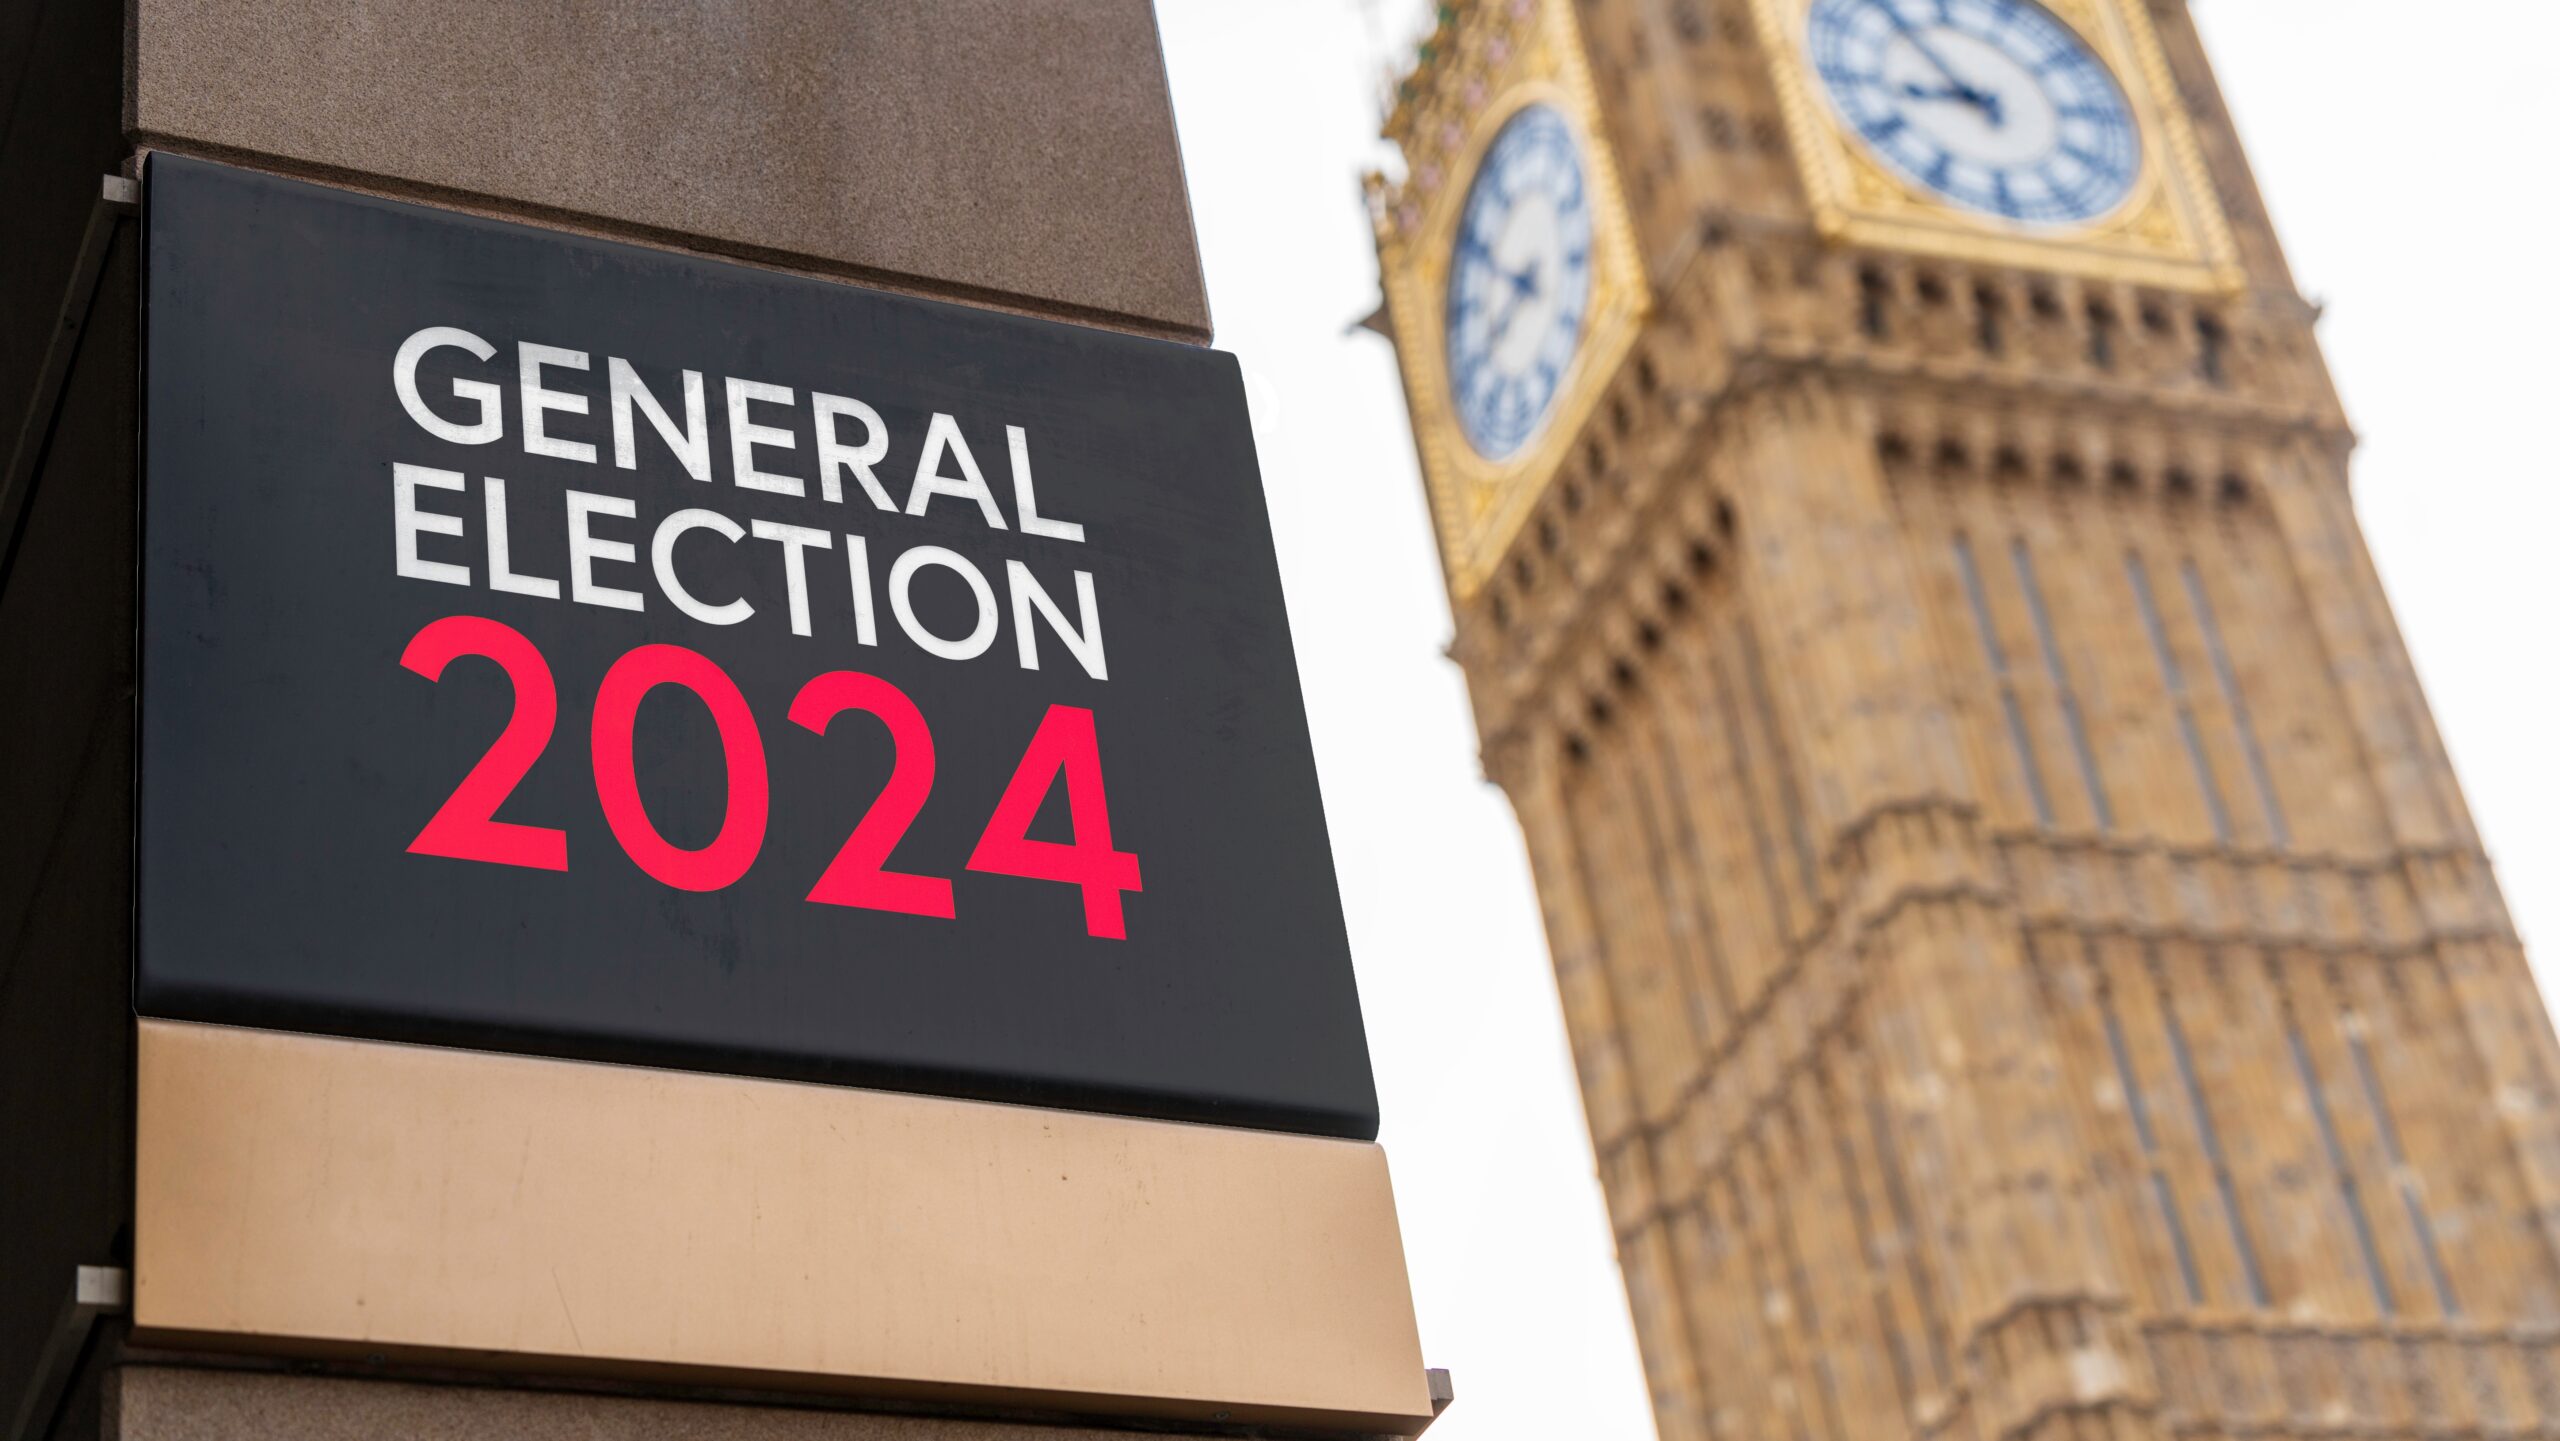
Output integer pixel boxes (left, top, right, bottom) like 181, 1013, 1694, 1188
137, 156, 1376, 1140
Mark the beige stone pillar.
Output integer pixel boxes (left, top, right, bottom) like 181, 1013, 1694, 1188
1, 6, 1444, 1440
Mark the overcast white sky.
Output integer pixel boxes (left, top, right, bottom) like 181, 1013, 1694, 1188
1153, 3, 2560, 1436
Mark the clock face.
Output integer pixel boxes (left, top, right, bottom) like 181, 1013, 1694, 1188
1445, 104, 1595, 462
1807, 0, 2140, 226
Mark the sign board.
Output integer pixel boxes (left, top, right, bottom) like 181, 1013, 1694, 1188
137, 155, 1376, 1140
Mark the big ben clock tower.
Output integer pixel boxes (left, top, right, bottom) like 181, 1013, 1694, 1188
1371, 3, 2560, 1440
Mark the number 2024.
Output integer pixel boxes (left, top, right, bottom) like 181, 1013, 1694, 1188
398, 614, 1143, 938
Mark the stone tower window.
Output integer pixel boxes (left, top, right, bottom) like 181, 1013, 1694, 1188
1974, 284, 2005, 356
2126, 549, 2234, 842
2012, 538, 2113, 829
1952, 533, 2056, 827
2195, 313, 2230, 386
2342, 993, 2462, 1317
2082, 941, 2207, 1305
1858, 265, 1892, 339
2179, 559, 2280, 845
2086, 300, 2118, 371
2280, 1013, 2398, 1316
2153, 957, 2273, 1307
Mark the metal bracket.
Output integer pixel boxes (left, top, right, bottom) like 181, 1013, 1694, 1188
1427, 1367, 1454, 1415
3, 1266, 129, 1441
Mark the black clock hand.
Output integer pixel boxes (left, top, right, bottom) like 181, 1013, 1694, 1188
1479, 260, 1544, 349
1900, 79, 2006, 126
1485, 294, 1529, 353
1486, 271, 1547, 351
1883, 11, 2000, 121
1885, 12, 1973, 93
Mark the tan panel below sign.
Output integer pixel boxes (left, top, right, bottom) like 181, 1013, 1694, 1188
133, 1021, 1433, 1434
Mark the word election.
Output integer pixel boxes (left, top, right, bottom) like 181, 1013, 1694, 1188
387, 326, 1109, 681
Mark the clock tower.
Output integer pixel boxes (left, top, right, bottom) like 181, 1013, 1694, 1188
1369, 3, 2560, 1440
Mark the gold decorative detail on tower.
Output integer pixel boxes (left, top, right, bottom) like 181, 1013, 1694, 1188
1748, 0, 2240, 290
1372, 0, 1650, 604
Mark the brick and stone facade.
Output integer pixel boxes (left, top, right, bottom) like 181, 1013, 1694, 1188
1373, 3, 2560, 1438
